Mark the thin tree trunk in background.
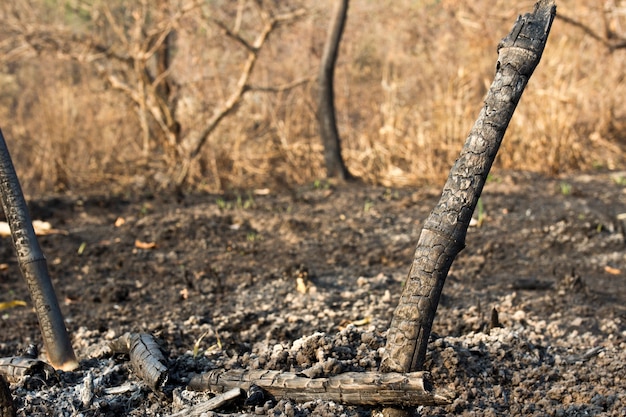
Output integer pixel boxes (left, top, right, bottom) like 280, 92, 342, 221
318, 0, 353, 180
155, 29, 181, 140
380, 1, 556, 415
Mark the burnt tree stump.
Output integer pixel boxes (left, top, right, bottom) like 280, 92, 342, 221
381, 1, 556, 414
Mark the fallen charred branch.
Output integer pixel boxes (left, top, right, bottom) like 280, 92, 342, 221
108, 332, 169, 391
168, 387, 243, 417
0, 356, 57, 388
187, 368, 452, 407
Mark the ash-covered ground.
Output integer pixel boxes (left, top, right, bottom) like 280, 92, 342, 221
1, 170, 625, 416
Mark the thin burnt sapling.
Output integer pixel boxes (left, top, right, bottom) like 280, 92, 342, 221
0, 128, 78, 371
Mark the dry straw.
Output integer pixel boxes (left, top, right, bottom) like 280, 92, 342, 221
0, 0, 624, 194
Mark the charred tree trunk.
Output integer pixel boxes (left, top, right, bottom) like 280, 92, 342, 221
317, 0, 353, 181
380, 1, 556, 415
0, 129, 78, 371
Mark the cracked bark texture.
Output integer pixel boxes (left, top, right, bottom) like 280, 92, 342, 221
0, 129, 78, 371
188, 369, 452, 406
108, 333, 169, 391
381, 0, 556, 381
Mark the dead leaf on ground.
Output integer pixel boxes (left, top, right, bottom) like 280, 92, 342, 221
180, 288, 189, 300
135, 240, 157, 249
296, 277, 308, 294
0, 220, 67, 236
0, 300, 27, 311
604, 265, 621, 275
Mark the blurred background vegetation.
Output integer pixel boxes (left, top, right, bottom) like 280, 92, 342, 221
0, 0, 624, 196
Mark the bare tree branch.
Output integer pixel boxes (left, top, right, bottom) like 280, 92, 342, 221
211, 18, 257, 53
557, 13, 626, 51
2, 1, 309, 188
175, 7, 307, 185
248, 75, 314, 92
102, 4, 131, 52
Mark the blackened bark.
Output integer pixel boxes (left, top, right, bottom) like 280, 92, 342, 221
318, 0, 353, 180
381, 0, 556, 387
109, 333, 168, 391
0, 129, 78, 371
0, 356, 56, 384
0, 374, 15, 417
188, 369, 452, 406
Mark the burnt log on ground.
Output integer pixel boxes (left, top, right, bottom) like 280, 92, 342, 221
188, 369, 452, 407
108, 332, 169, 391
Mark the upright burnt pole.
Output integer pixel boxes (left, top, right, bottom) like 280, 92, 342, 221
0, 129, 78, 371
380, 1, 556, 415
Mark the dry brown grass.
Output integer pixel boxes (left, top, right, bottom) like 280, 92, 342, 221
0, 0, 625, 195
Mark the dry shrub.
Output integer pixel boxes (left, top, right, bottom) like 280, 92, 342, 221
0, 0, 625, 195
4, 58, 145, 195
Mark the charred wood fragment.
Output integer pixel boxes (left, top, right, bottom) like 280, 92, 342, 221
0, 356, 57, 386
168, 387, 243, 417
489, 307, 502, 332
244, 384, 265, 406
380, 2, 556, 414
187, 369, 452, 407
109, 332, 168, 391
0, 374, 15, 417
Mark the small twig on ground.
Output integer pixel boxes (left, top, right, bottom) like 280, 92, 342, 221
565, 346, 605, 364
168, 387, 243, 417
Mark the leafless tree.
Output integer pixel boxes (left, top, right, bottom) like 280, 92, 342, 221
1, 0, 308, 189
